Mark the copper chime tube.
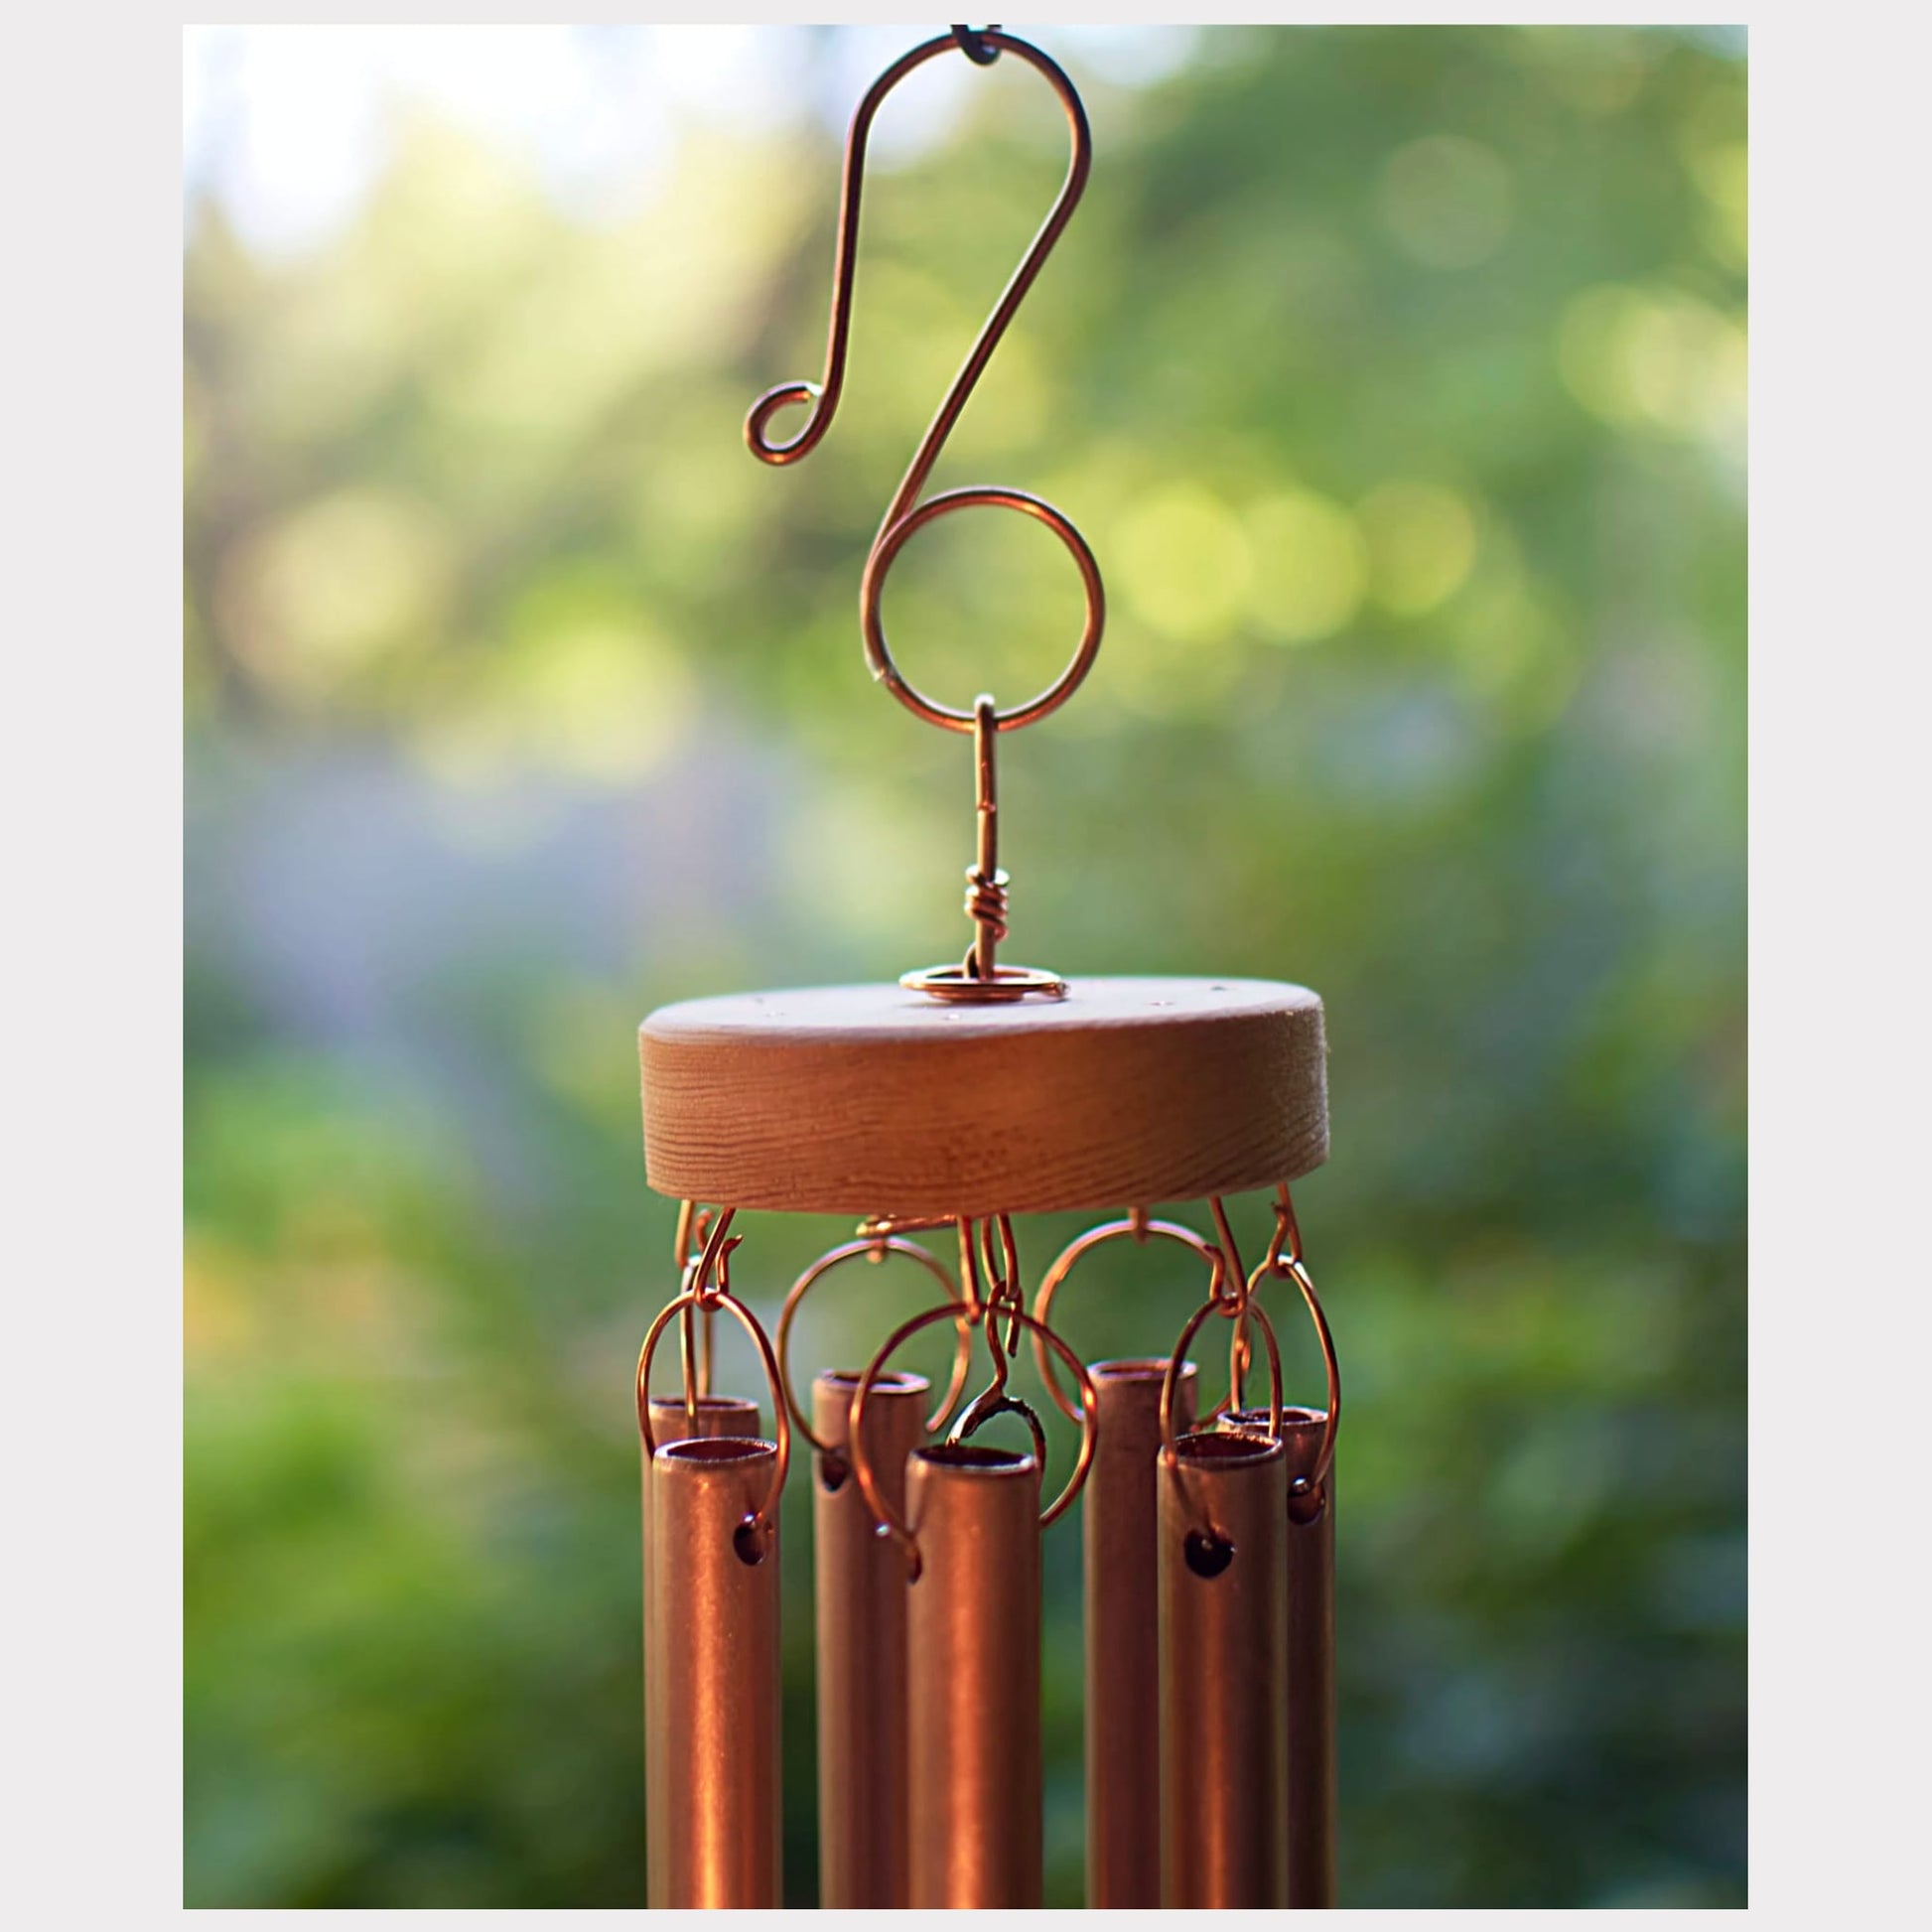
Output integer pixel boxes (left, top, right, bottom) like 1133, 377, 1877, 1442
811, 1369, 927, 1908
1159, 1428, 1290, 1907
642, 1392, 760, 1893
1227, 1402, 1336, 1905
1281, 1406, 1337, 1907
906, 1444, 1043, 1907
646, 1438, 782, 1907
643, 1393, 761, 1595
1085, 1358, 1197, 1907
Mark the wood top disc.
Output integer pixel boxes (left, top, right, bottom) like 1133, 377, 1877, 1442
638, 976, 1327, 1218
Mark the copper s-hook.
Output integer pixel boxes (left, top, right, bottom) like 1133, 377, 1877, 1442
745, 27, 1102, 739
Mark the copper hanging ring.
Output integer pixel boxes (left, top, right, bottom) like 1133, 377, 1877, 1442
1247, 1251, 1341, 1505
636, 1286, 791, 1550
849, 1300, 1098, 1579
1159, 1292, 1284, 1546
1030, 1213, 1228, 1422
860, 485, 1104, 735
774, 1235, 973, 1455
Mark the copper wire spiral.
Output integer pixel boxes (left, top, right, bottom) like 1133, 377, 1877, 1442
962, 865, 1010, 950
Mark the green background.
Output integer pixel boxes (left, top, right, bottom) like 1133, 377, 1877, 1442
185, 25, 1746, 1908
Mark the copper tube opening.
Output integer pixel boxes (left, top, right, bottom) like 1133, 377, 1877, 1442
1084, 1356, 1194, 1908
1227, 1403, 1323, 1432
1160, 1428, 1288, 1907
913, 1442, 1030, 1470
660, 1436, 770, 1462
907, 1440, 1041, 1907
1089, 1355, 1179, 1378
812, 1369, 927, 1908
1177, 1427, 1281, 1465
646, 1437, 782, 1907
648, 1393, 763, 1428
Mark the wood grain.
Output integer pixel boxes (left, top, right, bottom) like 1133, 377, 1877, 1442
638, 976, 1327, 1217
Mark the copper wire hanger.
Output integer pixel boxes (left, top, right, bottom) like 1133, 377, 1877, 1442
745, 24, 1103, 1002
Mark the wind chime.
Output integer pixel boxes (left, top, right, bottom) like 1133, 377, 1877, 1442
635, 25, 1339, 1911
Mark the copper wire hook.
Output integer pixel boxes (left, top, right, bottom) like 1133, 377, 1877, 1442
673, 1202, 735, 1422
849, 1298, 1099, 1579
745, 28, 1102, 737
951, 23, 1002, 67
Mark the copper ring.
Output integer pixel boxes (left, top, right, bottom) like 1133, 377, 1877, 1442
774, 1235, 973, 1455
636, 1287, 791, 1536
898, 962, 1068, 1001
849, 1300, 1098, 1577
1031, 1214, 1228, 1422
1249, 1253, 1341, 1496
860, 484, 1105, 734
1159, 1295, 1284, 1543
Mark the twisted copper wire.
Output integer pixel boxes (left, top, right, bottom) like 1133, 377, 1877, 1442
962, 868, 1011, 950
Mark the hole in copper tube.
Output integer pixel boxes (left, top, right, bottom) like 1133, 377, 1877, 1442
733, 1515, 774, 1567
818, 1449, 850, 1493
1288, 1478, 1328, 1528
1184, 1529, 1235, 1578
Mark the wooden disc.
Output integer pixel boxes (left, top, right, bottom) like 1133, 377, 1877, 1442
638, 976, 1326, 1218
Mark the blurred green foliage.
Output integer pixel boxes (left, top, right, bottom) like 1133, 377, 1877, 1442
185, 25, 1745, 1909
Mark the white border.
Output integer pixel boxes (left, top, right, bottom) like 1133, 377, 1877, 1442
9, 4, 1927, 1922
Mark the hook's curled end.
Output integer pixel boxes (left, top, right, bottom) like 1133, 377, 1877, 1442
746, 380, 829, 465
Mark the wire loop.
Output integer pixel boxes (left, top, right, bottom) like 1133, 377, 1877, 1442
1243, 1179, 1340, 1499
774, 1235, 973, 1456
1247, 1250, 1341, 1505
850, 1300, 1097, 1578
947, 1386, 1048, 1478
1031, 1212, 1228, 1422
1160, 1293, 1285, 1544
636, 1285, 790, 1545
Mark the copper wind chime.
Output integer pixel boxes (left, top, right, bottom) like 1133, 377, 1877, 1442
634, 25, 1339, 1911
